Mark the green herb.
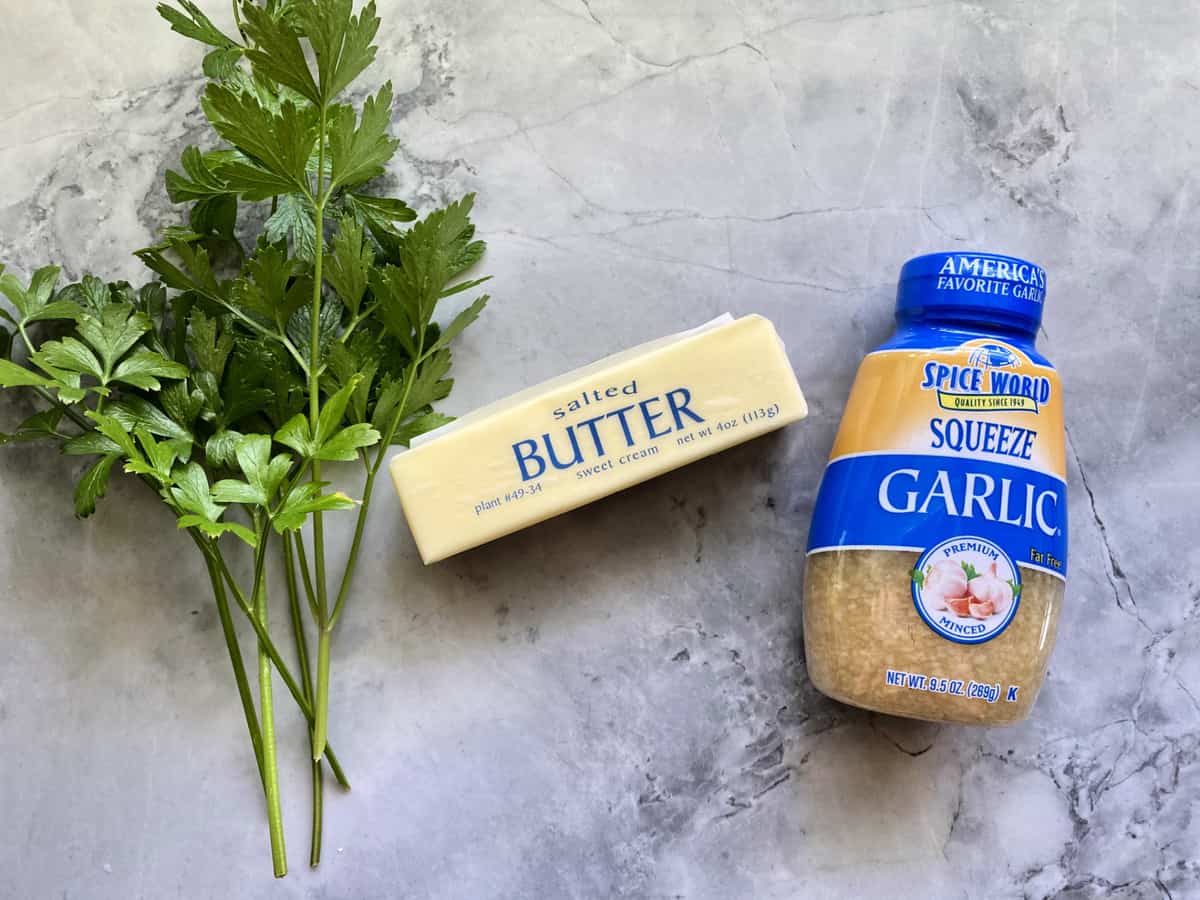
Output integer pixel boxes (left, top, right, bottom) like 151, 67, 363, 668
960, 561, 980, 580
0, 0, 490, 877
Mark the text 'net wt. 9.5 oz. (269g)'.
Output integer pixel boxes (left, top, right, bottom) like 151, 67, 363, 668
803, 252, 1067, 725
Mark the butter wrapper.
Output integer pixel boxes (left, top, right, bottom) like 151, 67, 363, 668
390, 314, 807, 563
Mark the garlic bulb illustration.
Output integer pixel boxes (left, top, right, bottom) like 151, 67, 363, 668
968, 562, 1014, 615
925, 559, 969, 610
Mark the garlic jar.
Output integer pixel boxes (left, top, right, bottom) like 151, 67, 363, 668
803, 252, 1067, 725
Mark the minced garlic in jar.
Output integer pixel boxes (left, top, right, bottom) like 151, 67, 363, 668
803, 252, 1068, 725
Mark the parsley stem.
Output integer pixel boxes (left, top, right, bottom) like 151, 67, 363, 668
206, 541, 351, 789
314, 627, 331, 757
327, 337, 424, 632
39, 414, 279, 819
204, 548, 266, 795
251, 521, 287, 878
336, 301, 378, 345
283, 531, 324, 867
17, 323, 35, 359
43, 405, 325, 800
309, 100, 332, 763
292, 526, 322, 621
283, 533, 315, 695
31, 387, 89, 431
326, 467, 375, 631
27, 396, 316, 818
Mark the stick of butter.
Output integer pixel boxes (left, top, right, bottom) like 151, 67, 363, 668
389, 313, 807, 563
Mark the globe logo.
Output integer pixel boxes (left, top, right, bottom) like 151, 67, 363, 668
966, 343, 1019, 369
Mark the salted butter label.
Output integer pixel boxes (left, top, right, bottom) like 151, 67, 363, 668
392, 315, 808, 563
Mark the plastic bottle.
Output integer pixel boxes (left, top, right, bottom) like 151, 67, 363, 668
803, 252, 1067, 725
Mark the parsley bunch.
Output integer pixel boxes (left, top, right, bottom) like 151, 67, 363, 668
0, 0, 489, 877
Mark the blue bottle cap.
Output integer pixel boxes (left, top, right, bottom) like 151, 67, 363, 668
896, 252, 1048, 333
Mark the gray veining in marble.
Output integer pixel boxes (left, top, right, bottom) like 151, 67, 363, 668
1, 1, 1198, 898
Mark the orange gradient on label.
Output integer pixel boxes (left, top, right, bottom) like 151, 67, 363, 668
830, 338, 1066, 481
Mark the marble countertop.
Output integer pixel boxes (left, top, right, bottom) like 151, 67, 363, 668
2, 1, 1197, 898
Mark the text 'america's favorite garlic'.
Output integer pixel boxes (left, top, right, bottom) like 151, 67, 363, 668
390, 314, 807, 563
803, 252, 1068, 726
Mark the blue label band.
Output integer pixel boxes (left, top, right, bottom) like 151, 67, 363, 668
806, 452, 1068, 579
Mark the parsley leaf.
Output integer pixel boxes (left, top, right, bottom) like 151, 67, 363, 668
286, 296, 342, 363
265, 193, 318, 261
0, 3, 495, 860
76, 304, 150, 373
325, 333, 380, 423
107, 396, 194, 443
137, 241, 223, 298
0, 359, 55, 390
74, 454, 121, 518
156, 1, 238, 49
240, 3, 322, 104
0, 408, 65, 445
112, 350, 191, 391
371, 349, 453, 437
427, 294, 489, 354
160, 381, 206, 432
125, 428, 189, 484
275, 375, 379, 460
341, 192, 415, 244
273, 482, 355, 532
171, 461, 258, 546
393, 411, 453, 447
31, 339, 104, 395
212, 433, 292, 505
205, 428, 244, 467
31, 304, 188, 395
60, 275, 114, 314
327, 83, 398, 192
234, 245, 308, 329
294, 0, 380, 103
323, 217, 372, 316
202, 84, 317, 194
86, 411, 141, 461
187, 309, 235, 376
203, 47, 246, 80
0, 265, 80, 326
166, 147, 231, 202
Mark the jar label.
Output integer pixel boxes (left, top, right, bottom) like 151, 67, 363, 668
826, 338, 1065, 480
808, 337, 1067, 643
